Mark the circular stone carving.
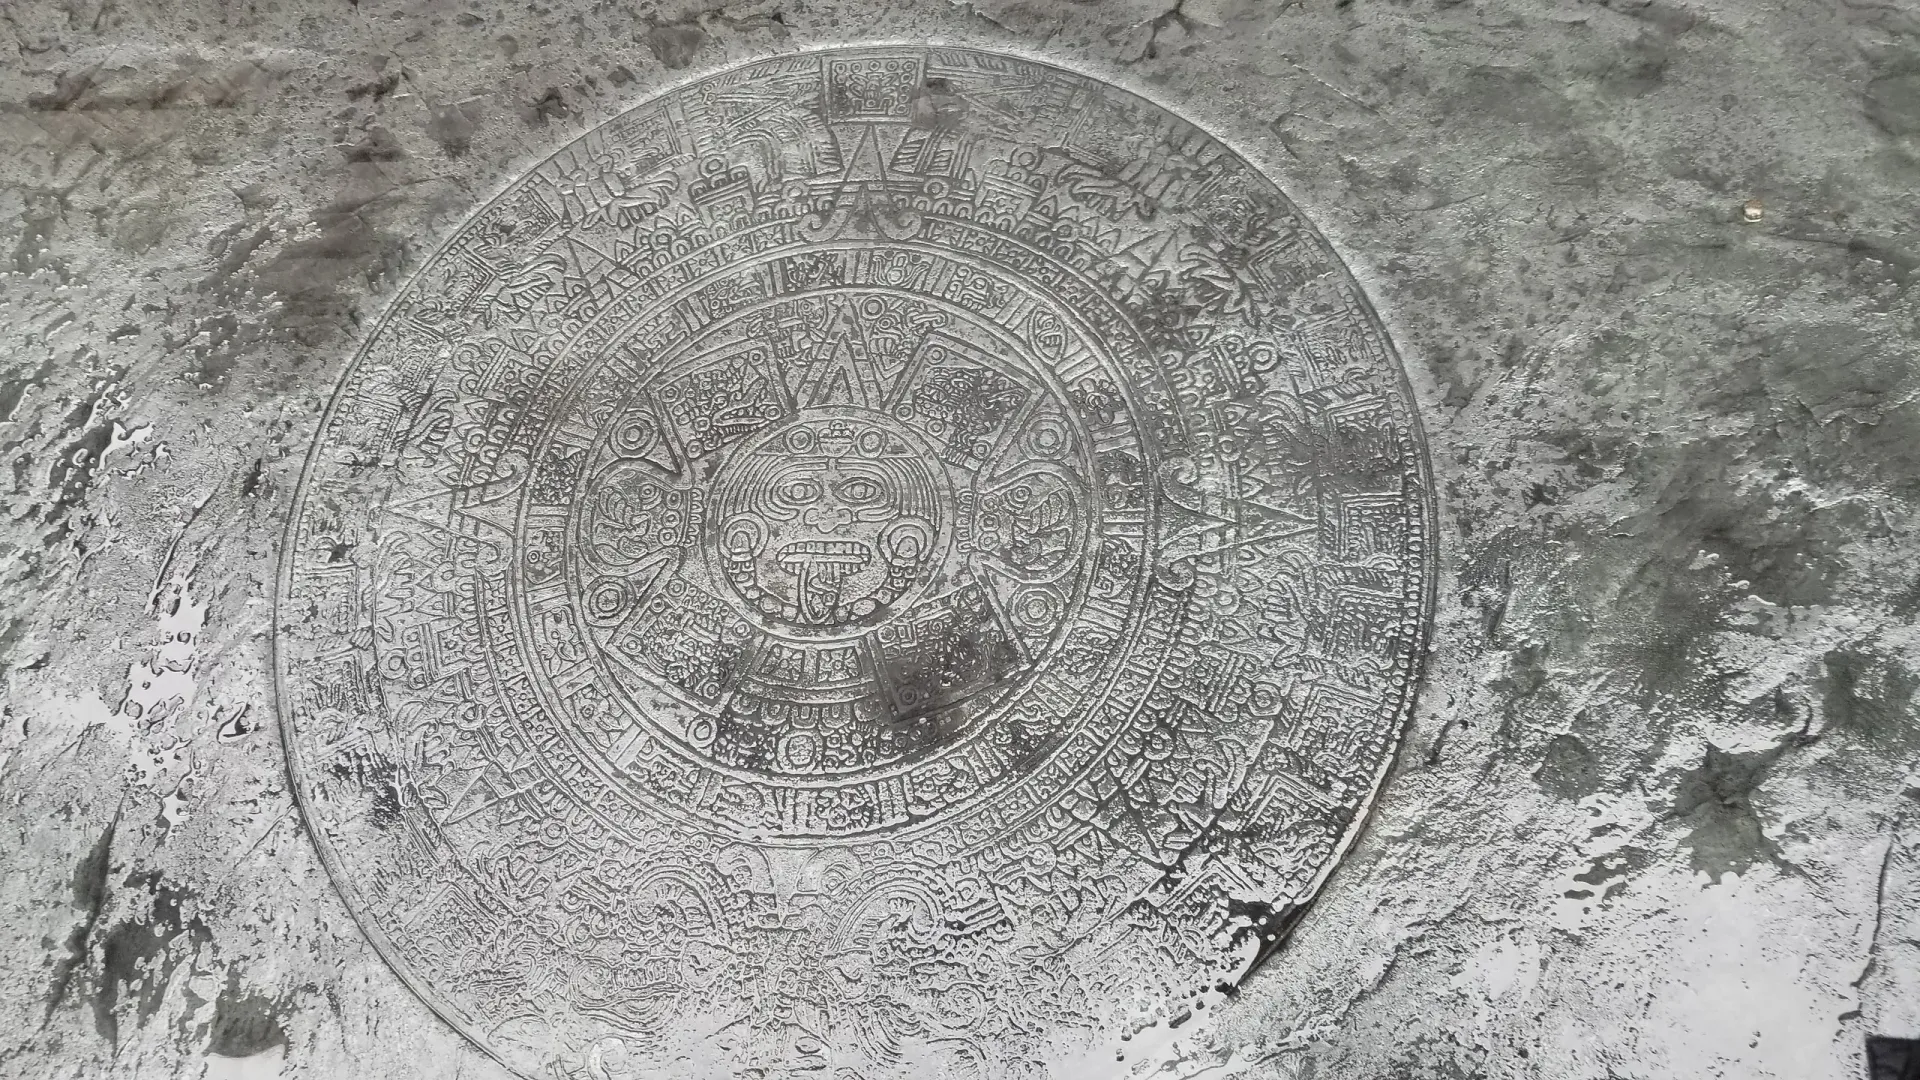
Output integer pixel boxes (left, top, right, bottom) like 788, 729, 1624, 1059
277, 46, 1436, 1080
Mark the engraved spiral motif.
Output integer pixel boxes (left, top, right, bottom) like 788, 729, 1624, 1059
277, 47, 1435, 1080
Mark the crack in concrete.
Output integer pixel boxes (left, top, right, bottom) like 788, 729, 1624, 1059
41, 808, 119, 1026
1849, 802, 1910, 1004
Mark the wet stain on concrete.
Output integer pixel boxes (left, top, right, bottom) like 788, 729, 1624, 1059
1534, 733, 1600, 801
43, 814, 118, 1024
645, 22, 709, 70
1566, 847, 1653, 902
426, 102, 478, 158
205, 969, 288, 1058
1821, 650, 1920, 755
93, 874, 214, 1047
1671, 740, 1806, 884
327, 753, 404, 831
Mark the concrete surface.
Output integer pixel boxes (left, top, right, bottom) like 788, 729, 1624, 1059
2, 0, 1918, 1077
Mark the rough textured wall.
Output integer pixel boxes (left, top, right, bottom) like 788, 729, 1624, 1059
1, 0, 1916, 1078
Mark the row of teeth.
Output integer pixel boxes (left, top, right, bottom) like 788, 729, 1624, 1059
775, 539, 871, 569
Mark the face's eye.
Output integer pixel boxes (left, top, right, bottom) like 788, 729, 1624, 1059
836, 476, 882, 504
772, 475, 824, 507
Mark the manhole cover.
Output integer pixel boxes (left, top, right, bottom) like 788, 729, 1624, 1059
276, 45, 1435, 1080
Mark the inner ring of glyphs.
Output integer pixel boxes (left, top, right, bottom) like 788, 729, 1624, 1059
276, 45, 1435, 1080
553, 274, 1129, 794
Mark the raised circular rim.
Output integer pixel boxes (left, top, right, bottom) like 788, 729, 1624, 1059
272, 41, 1441, 1078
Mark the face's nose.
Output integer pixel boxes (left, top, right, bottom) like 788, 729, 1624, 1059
801, 502, 854, 532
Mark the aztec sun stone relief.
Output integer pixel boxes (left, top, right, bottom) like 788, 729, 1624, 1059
276, 47, 1436, 1080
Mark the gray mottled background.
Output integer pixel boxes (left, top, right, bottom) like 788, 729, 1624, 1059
3, 0, 1918, 1077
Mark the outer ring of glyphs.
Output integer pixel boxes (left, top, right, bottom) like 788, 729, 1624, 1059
274, 45, 1438, 1080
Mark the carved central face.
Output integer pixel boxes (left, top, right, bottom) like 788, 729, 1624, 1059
712, 412, 945, 639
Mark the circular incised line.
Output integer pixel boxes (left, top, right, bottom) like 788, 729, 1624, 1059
276, 46, 1436, 1080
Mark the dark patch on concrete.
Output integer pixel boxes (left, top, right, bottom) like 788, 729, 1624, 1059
1890, 575, 1920, 619
240, 458, 265, 498
1487, 641, 1550, 742
525, 87, 570, 126
1575, 536, 1729, 706
181, 195, 410, 384
1820, 650, 1919, 754
1534, 733, 1600, 800
645, 22, 709, 70
327, 753, 403, 830
9, 451, 35, 498
711, 9, 789, 37
47, 422, 115, 521
910, 77, 968, 132
1670, 740, 1804, 883
95, 873, 215, 1047
426, 102, 477, 157
1369, 1029, 1488, 1080
1455, 528, 1520, 640
346, 68, 401, 103
26, 67, 100, 111
107, 201, 179, 257
1690, 490, 1850, 608
1629, 438, 1855, 609
1528, 387, 1877, 702
1799, 404, 1920, 504
1582, 25, 1683, 98
0, 616, 27, 673
254, 197, 410, 345
12, 191, 70, 281
43, 813, 117, 1024
1761, 322, 1910, 424
1866, 1035, 1920, 1080
1845, 234, 1920, 284
1694, 316, 1920, 502
205, 224, 277, 290
1456, 66, 1578, 134
339, 126, 404, 164
1866, 72, 1920, 138
0, 353, 57, 422
206, 968, 288, 1057
1120, 0, 1198, 64
1564, 846, 1651, 902
1225, 897, 1308, 976
24, 59, 278, 113
1608, 0, 1698, 35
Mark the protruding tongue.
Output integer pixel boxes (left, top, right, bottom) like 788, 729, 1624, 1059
779, 540, 871, 624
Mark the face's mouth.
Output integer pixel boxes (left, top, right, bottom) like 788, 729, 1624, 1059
776, 539, 871, 573
714, 404, 772, 441
770, 539, 874, 625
